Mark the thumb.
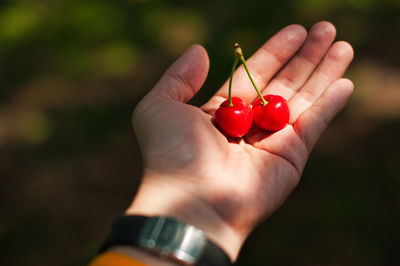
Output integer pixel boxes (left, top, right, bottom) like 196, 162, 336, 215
145, 45, 210, 103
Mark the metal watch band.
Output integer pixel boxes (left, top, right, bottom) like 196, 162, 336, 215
99, 215, 232, 266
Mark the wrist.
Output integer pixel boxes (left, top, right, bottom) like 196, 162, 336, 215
126, 174, 244, 261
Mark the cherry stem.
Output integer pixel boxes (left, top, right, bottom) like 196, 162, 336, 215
234, 43, 268, 106
228, 55, 239, 106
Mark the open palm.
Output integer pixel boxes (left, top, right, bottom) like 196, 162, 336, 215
130, 22, 354, 259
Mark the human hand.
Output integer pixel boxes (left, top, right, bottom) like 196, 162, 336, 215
126, 21, 354, 261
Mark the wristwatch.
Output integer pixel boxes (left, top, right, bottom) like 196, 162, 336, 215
99, 215, 232, 266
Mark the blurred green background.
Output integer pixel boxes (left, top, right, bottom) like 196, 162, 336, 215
0, 0, 399, 265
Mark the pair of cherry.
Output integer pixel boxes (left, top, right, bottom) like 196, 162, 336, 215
215, 43, 290, 138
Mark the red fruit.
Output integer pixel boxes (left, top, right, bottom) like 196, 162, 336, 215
252, 95, 290, 131
215, 97, 253, 137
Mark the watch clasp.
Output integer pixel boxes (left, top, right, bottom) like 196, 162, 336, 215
138, 217, 207, 265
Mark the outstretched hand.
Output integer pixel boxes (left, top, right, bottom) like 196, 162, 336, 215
127, 21, 354, 260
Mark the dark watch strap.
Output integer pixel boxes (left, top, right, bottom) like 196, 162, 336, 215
99, 215, 148, 253
99, 215, 232, 266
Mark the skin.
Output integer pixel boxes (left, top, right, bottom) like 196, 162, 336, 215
125, 21, 354, 262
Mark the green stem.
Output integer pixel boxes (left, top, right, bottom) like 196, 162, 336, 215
234, 43, 267, 106
228, 56, 239, 106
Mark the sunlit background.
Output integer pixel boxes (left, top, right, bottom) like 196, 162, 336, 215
0, 0, 399, 265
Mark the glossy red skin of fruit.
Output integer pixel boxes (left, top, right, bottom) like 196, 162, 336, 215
215, 97, 253, 138
252, 94, 290, 131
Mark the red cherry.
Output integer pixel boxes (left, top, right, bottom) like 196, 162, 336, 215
252, 94, 290, 131
215, 97, 253, 137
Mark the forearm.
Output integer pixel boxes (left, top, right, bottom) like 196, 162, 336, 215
92, 174, 242, 266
